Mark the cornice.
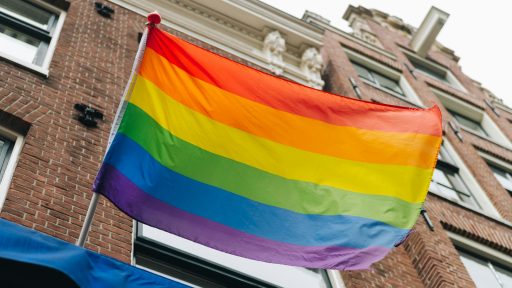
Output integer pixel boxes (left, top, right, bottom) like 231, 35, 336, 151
109, 0, 324, 88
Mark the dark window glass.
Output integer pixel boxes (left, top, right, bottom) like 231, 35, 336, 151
351, 61, 404, 96
0, 136, 13, 181
448, 109, 488, 137
409, 58, 447, 82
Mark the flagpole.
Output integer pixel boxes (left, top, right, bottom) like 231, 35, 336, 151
76, 12, 161, 247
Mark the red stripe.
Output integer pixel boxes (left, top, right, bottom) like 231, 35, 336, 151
146, 27, 442, 136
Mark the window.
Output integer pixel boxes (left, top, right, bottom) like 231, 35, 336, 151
344, 48, 423, 106
134, 223, 335, 288
429, 142, 479, 208
432, 88, 512, 148
459, 249, 512, 288
450, 232, 512, 288
0, 127, 24, 210
0, 136, 13, 183
489, 164, 512, 194
404, 51, 466, 92
352, 61, 404, 95
479, 152, 512, 195
0, 0, 65, 75
448, 109, 489, 137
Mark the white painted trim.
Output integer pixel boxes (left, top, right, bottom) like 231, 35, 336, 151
41, 10, 66, 75
0, 127, 25, 211
344, 48, 424, 106
327, 270, 346, 288
448, 231, 512, 269
0, 51, 49, 76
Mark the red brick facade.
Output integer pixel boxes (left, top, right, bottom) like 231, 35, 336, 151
1, 1, 511, 287
323, 8, 512, 288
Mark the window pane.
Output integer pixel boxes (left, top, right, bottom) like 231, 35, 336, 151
459, 251, 502, 288
0, 0, 53, 30
489, 164, 512, 192
449, 110, 488, 136
0, 23, 40, 63
373, 73, 404, 95
410, 59, 447, 82
438, 144, 455, 164
430, 169, 460, 201
351, 62, 374, 82
0, 137, 13, 181
495, 265, 512, 288
139, 225, 330, 288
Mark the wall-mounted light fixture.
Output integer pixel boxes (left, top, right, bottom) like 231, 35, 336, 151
74, 104, 103, 128
94, 2, 114, 18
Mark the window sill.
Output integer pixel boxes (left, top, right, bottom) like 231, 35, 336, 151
0, 52, 49, 78
428, 191, 512, 229
360, 79, 424, 108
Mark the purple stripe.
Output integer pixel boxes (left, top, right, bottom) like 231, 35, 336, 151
94, 164, 390, 270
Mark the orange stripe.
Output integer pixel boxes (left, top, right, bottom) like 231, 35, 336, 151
146, 27, 443, 136
140, 48, 441, 169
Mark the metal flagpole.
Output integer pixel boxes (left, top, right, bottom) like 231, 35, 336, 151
76, 12, 161, 247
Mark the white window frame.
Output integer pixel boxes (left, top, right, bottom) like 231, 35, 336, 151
478, 151, 512, 194
344, 48, 424, 107
430, 139, 501, 218
0, 0, 66, 76
404, 50, 467, 92
134, 223, 343, 288
0, 126, 25, 210
433, 88, 512, 149
449, 231, 512, 287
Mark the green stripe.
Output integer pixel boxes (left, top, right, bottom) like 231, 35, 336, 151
118, 103, 422, 229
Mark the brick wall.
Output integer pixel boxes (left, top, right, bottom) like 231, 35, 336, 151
323, 14, 512, 288
0, 0, 271, 264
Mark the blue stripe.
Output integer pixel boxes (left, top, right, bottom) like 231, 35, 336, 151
105, 134, 409, 249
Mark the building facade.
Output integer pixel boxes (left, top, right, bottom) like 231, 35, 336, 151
0, 0, 510, 287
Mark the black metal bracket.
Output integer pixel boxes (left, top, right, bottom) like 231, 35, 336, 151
94, 2, 114, 18
349, 77, 362, 99
74, 104, 103, 128
420, 207, 435, 231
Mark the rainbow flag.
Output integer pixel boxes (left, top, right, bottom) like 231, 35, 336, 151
93, 27, 442, 270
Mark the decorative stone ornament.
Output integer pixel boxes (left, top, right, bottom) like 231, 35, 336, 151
300, 47, 324, 89
263, 30, 286, 75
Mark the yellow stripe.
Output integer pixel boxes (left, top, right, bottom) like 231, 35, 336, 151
129, 76, 432, 203
139, 48, 439, 169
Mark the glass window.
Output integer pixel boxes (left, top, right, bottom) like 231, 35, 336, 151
429, 142, 480, 208
0, 0, 58, 66
488, 163, 512, 193
409, 58, 447, 82
135, 224, 332, 288
0, 136, 13, 182
351, 61, 404, 96
448, 109, 489, 137
459, 249, 512, 288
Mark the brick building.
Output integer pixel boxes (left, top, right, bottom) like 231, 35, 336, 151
0, 0, 510, 287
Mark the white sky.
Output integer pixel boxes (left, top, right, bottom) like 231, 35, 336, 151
262, 0, 511, 106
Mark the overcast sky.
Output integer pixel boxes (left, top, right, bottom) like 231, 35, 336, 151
262, 0, 511, 106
